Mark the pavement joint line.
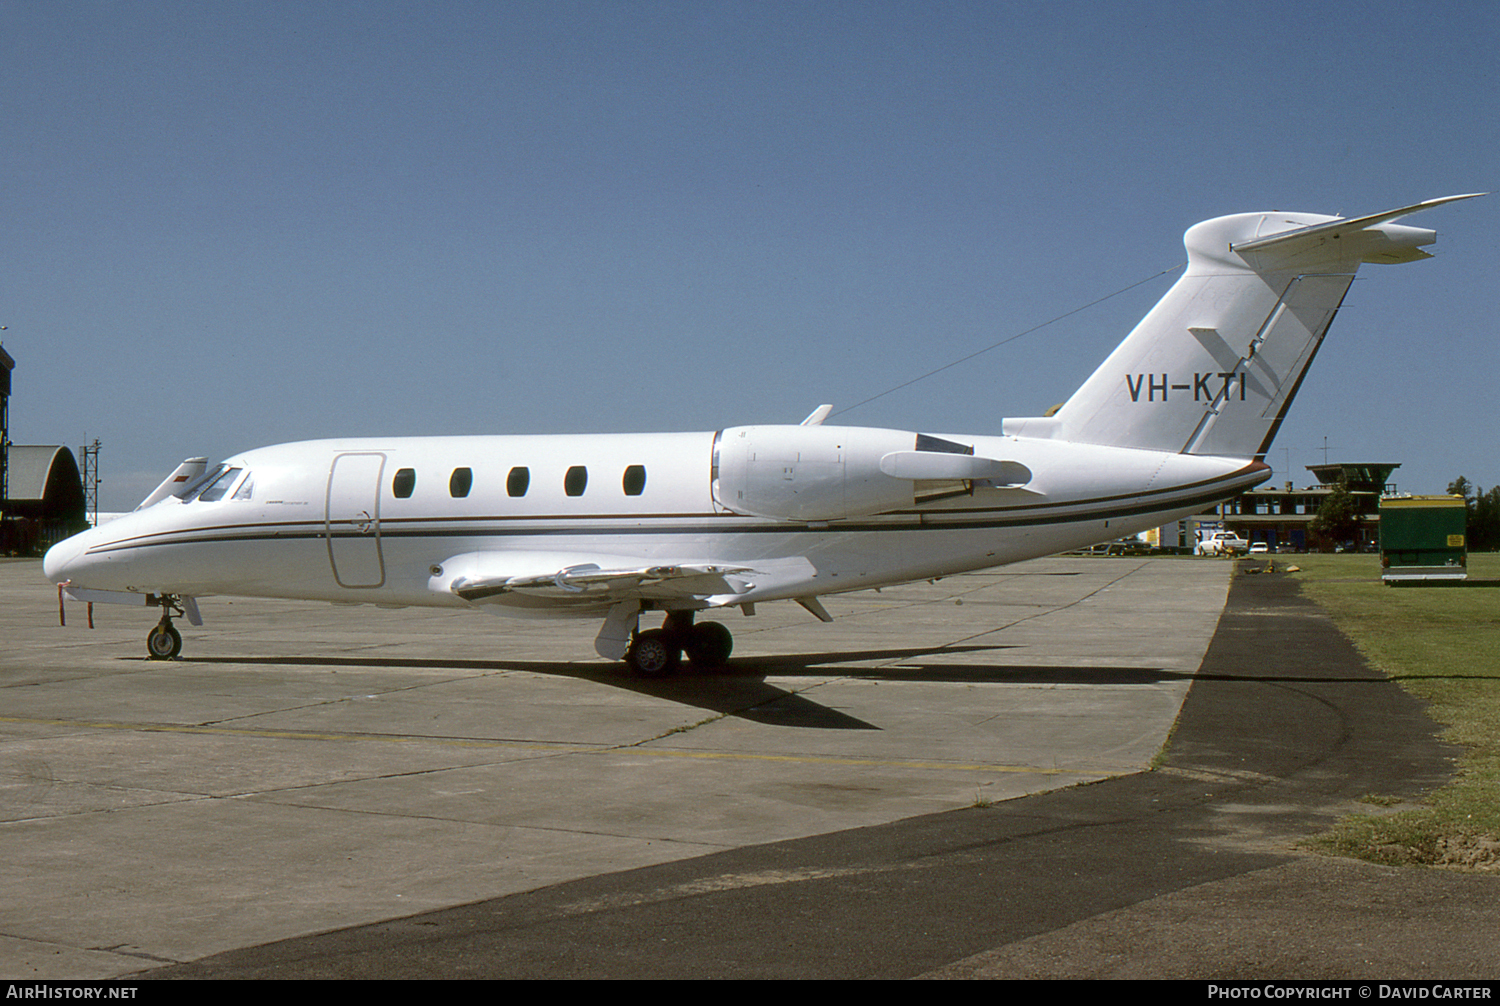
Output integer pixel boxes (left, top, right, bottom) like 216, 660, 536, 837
0, 714, 1101, 776
622, 746, 1106, 774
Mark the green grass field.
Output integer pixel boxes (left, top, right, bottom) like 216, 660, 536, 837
1278, 553, 1500, 869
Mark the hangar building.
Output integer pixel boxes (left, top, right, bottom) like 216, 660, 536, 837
1, 347, 90, 555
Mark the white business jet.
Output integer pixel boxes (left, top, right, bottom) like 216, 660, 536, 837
44, 196, 1478, 673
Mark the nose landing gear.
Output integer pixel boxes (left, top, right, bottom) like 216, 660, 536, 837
146, 619, 182, 660
145, 595, 187, 660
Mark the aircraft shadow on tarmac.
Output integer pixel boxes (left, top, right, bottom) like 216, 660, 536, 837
177, 646, 1182, 731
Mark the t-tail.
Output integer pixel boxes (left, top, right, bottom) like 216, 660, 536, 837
1005, 195, 1483, 459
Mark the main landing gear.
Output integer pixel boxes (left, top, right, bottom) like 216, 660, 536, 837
145, 595, 186, 660
624, 611, 734, 677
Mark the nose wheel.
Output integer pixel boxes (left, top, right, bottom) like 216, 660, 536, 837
146, 621, 182, 660
145, 595, 186, 660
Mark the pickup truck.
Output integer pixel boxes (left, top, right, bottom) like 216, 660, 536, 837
1196, 531, 1249, 556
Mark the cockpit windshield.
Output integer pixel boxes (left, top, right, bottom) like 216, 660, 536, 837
175, 464, 225, 500
184, 465, 250, 502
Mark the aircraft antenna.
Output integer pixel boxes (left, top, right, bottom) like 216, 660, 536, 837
831, 262, 1184, 419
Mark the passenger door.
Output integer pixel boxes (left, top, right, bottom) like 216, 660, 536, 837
325, 452, 386, 588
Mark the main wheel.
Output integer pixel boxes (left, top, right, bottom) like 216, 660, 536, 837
683, 621, 733, 669
146, 624, 182, 660
625, 629, 680, 677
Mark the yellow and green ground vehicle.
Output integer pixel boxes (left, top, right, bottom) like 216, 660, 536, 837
1379, 495, 1467, 581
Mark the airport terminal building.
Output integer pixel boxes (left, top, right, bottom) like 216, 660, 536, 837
1193, 462, 1398, 552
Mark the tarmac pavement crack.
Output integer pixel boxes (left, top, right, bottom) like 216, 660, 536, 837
941, 561, 1152, 648
192, 673, 507, 729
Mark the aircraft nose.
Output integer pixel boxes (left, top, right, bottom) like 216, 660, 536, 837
43, 532, 89, 584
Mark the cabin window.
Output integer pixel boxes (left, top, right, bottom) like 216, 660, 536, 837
449, 467, 473, 498
507, 467, 530, 497
564, 466, 588, 497
195, 467, 244, 502
392, 468, 416, 499
622, 465, 646, 496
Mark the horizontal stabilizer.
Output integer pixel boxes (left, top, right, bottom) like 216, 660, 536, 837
1231, 193, 1484, 265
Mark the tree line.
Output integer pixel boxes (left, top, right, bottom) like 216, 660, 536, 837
1446, 477, 1500, 551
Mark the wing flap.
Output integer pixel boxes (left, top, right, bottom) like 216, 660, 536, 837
468, 563, 756, 601
432, 551, 756, 605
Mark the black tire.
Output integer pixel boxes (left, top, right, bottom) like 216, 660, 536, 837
146, 624, 182, 660
683, 621, 733, 669
625, 629, 680, 677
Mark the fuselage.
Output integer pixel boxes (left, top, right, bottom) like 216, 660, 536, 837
44, 425, 1269, 616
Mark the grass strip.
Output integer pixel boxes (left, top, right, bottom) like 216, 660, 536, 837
1277, 553, 1500, 869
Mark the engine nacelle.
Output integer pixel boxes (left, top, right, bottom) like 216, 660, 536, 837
713, 425, 1032, 521
714, 424, 980, 521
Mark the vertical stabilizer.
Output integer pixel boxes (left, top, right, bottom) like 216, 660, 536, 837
1012, 195, 1480, 459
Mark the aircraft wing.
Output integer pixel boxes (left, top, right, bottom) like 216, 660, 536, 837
432, 551, 758, 605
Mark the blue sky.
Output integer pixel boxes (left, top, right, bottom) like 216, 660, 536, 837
3, 1, 1496, 509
